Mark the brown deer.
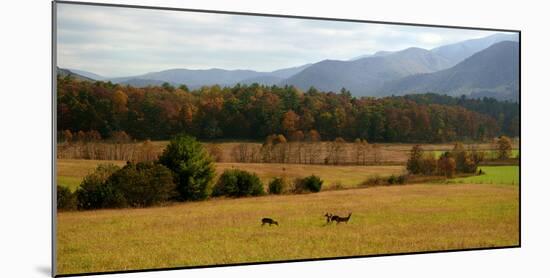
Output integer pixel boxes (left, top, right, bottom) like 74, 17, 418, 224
324, 213, 333, 224
332, 213, 352, 224
261, 218, 279, 226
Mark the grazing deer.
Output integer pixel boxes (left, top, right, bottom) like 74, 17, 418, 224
332, 213, 352, 224
261, 218, 279, 226
324, 213, 333, 224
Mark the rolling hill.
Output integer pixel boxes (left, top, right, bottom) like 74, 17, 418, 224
431, 33, 518, 66
282, 47, 453, 96
59, 33, 519, 99
56, 67, 95, 82
108, 64, 312, 88
377, 41, 519, 101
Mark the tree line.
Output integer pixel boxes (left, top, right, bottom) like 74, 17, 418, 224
57, 76, 517, 143
406, 136, 515, 178
57, 134, 324, 210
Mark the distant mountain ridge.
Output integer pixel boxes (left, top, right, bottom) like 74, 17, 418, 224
106, 63, 312, 89
282, 47, 452, 95
431, 33, 518, 66
68, 69, 105, 80
377, 41, 519, 101
56, 67, 94, 82
60, 33, 519, 100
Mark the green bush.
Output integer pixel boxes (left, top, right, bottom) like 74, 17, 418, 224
294, 175, 323, 193
268, 177, 288, 194
76, 164, 124, 210
158, 134, 216, 201
57, 185, 76, 210
387, 175, 397, 185
212, 169, 264, 197
106, 162, 177, 207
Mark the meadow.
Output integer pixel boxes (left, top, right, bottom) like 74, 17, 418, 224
56, 183, 519, 275
449, 166, 519, 185
57, 159, 405, 191
57, 159, 126, 191
429, 149, 520, 160
56, 143, 520, 275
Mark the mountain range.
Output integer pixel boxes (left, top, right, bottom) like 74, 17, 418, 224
378, 41, 519, 100
59, 33, 519, 100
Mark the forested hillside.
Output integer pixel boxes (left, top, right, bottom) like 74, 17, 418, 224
57, 77, 517, 142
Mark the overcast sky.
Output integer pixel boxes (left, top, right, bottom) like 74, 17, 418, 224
57, 3, 510, 77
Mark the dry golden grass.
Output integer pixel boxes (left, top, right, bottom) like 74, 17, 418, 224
216, 162, 405, 189
57, 159, 405, 191
56, 183, 518, 275
57, 159, 127, 191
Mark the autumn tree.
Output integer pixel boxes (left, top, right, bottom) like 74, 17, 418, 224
289, 130, 305, 163
112, 90, 128, 113
371, 143, 382, 164
233, 143, 252, 163
110, 131, 131, 143
326, 137, 346, 165
407, 145, 425, 174
281, 110, 300, 136
496, 135, 513, 160
304, 129, 321, 164
438, 152, 456, 178
57, 78, 514, 143
62, 130, 73, 143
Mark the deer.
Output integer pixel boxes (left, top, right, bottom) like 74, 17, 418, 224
261, 218, 279, 226
324, 213, 333, 224
330, 213, 352, 224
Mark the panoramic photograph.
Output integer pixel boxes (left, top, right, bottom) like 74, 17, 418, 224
55, 2, 519, 276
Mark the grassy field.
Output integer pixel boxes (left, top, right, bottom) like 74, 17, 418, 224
449, 166, 519, 185
56, 183, 519, 275
57, 159, 127, 191
57, 159, 406, 191
430, 150, 520, 159
216, 163, 404, 189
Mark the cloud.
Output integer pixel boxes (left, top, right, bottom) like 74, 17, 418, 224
56, 3, 509, 77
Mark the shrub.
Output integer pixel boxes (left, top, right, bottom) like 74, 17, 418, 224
451, 142, 467, 171
212, 169, 264, 197
106, 162, 177, 207
496, 136, 513, 160
396, 175, 407, 184
76, 164, 124, 210
461, 156, 478, 173
294, 175, 323, 193
419, 153, 438, 175
406, 145, 424, 174
387, 175, 397, 185
363, 175, 383, 186
437, 152, 456, 178
57, 185, 76, 210
158, 134, 215, 201
268, 177, 288, 194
